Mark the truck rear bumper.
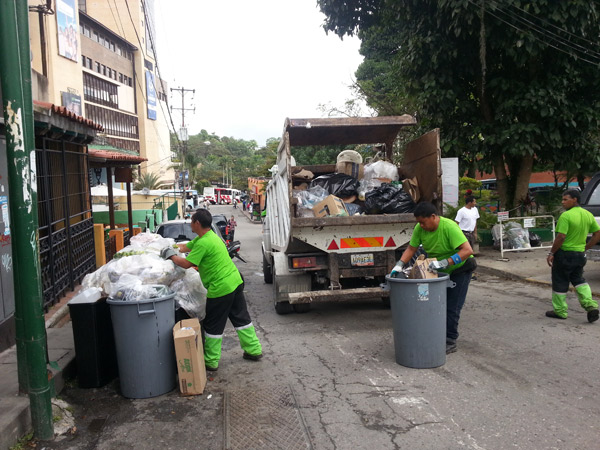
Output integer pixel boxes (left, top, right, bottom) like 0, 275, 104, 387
283, 287, 389, 304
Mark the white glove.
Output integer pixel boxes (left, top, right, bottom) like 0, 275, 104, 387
428, 259, 449, 271
160, 246, 177, 259
390, 260, 406, 278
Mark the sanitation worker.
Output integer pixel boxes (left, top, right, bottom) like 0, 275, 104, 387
391, 202, 476, 354
161, 209, 262, 371
546, 189, 600, 322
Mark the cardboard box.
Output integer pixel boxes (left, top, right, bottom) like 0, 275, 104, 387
336, 161, 364, 179
173, 318, 206, 395
402, 177, 420, 202
410, 254, 438, 279
313, 195, 349, 217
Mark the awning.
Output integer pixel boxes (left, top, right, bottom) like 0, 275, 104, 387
91, 184, 128, 196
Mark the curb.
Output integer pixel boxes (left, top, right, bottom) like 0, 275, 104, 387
477, 265, 600, 299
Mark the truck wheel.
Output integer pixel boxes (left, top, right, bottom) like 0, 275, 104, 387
293, 303, 311, 313
274, 301, 294, 315
263, 249, 273, 284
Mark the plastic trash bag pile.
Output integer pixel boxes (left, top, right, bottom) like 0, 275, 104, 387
82, 231, 207, 319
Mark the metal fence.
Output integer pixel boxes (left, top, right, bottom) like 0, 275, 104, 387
36, 137, 96, 310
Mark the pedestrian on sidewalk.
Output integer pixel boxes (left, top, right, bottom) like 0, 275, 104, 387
392, 202, 476, 354
546, 189, 600, 322
161, 209, 263, 371
455, 195, 480, 249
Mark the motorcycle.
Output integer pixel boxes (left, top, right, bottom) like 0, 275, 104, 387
227, 240, 246, 263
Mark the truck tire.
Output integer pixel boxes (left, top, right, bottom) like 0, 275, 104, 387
275, 301, 294, 315
272, 265, 293, 314
293, 303, 311, 313
263, 249, 273, 284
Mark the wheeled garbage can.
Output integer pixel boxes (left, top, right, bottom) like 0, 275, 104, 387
107, 286, 177, 398
385, 274, 453, 369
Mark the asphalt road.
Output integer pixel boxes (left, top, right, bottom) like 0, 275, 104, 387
44, 205, 600, 449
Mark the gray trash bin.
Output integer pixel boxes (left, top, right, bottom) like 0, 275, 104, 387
107, 286, 177, 398
385, 274, 453, 369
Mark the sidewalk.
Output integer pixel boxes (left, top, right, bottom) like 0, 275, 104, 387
475, 246, 600, 297
2, 245, 599, 448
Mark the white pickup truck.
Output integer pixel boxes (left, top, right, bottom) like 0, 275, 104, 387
262, 116, 442, 314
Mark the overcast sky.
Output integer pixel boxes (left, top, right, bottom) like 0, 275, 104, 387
154, 0, 364, 147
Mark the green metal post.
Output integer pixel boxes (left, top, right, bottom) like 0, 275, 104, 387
0, 0, 54, 440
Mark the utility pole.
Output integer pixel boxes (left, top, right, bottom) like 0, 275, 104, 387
170, 87, 195, 217
0, 0, 53, 439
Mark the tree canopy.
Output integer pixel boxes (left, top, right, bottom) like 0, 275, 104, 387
318, 0, 600, 208
171, 131, 278, 192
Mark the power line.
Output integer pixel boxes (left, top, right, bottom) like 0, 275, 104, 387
499, 0, 600, 50
467, 0, 600, 66
127, 0, 181, 147
488, 0, 600, 61
105, 0, 175, 166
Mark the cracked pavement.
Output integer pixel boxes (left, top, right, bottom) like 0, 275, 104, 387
40, 206, 600, 449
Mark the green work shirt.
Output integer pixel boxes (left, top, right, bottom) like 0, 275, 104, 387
556, 206, 600, 252
185, 230, 242, 298
409, 217, 469, 273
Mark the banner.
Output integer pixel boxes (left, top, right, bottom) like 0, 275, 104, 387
61, 92, 82, 116
145, 71, 157, 120
56, 0, 79, 62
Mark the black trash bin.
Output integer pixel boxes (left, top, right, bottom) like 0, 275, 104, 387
68, 289, 118, 388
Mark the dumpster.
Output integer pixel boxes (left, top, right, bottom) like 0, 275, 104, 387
107, 286, 176, 398
68, 288, 118, 388
385, 274, 453, 369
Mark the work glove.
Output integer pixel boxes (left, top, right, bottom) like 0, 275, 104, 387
428, 259, 449, 271
160, 246, 177, 260
390, 260, 407, 279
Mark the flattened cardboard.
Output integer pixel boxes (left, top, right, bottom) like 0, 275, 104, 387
173, 318, 206, 395
410, 254, 438, 279
313, 195, 349, 217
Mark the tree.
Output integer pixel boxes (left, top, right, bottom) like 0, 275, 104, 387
318, 0, 600, 209
134, 172, 162, 190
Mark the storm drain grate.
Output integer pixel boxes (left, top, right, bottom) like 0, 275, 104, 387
224, 384, 312, 450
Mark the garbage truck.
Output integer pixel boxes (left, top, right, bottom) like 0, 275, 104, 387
262, 116, 443, 314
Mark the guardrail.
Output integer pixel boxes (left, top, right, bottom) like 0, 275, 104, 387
498, 214, 556, 259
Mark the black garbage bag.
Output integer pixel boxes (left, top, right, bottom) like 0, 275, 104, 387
529, 233, 542, 247
345, 202, 364, 215
364, 184, 416, 214
309, 173, 360, 198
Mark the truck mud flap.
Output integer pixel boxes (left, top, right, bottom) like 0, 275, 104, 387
284, 287, 389, 304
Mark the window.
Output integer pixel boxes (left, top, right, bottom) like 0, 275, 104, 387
84, 25, 90, 38
87, 57, 92, 69
119, 73, 124, 83
83, 72, 119, 109
101, 64, 106, 76
92, 30, 98, 42
116, 45, 122, 56
84, 103, 139, 139
81, 55, 85, 66
95, 61, 101, 72
99, 35, 104, 46
110, 42, 115, 52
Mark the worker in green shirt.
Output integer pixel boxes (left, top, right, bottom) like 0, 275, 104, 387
161, 209, 262, 371
546, 189, 600, 322
391, 202, 476, 354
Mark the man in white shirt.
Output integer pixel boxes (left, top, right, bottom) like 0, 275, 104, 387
455, 196, 480, 249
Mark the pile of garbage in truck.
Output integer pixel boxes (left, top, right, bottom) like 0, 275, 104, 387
292, 150, 419, 218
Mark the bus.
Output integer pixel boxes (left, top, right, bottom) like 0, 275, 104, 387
202, 187, 241, 205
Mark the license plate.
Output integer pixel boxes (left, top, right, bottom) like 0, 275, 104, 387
351, 253, 374, 266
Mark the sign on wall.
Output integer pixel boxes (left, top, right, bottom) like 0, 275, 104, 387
61, 92, 82, 116
145, 71, 157, 120
56, 0, 79, 62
